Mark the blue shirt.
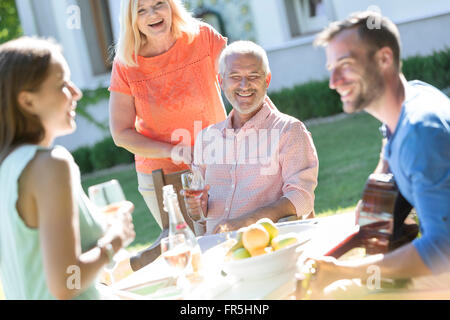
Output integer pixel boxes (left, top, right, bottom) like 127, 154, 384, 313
384, 80, 450, 274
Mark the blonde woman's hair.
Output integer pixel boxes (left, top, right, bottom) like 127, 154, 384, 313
115, 0, 199, 67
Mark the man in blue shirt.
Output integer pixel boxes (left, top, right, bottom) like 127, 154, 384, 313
311, 11, 450, 297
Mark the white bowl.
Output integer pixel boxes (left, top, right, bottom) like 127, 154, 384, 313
221, 224, 314, 281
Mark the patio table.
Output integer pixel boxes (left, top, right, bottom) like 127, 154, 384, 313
111, 211, 359, 300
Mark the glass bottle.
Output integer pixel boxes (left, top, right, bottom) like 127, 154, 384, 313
163, 185, 203, 275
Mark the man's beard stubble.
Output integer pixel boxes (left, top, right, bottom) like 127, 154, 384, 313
351, 61, 386, 113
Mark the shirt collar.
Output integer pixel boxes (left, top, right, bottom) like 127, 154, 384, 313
384, 78, 415, 139
384, 79, 416, 156
403, 78, 418, 105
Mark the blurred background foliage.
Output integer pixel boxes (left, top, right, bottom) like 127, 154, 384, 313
0, 0, 22, 45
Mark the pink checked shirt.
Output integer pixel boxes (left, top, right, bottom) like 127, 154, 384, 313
193, 97, 319, 233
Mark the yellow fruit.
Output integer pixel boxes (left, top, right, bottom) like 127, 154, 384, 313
271, 233, 299, 251
249, 246, 274, 257
229, 228, 246, 252
232, 247, 251, 260
248, 247, 265, 257
256, 218, 279, 241
242, 224, 270, 252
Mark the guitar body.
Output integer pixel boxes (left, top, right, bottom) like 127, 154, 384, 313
296, 174, 420, 297
329, 173, 419, 258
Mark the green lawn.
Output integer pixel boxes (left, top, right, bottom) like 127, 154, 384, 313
309, 112, 382, 215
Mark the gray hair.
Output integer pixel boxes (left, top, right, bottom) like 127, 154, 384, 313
219, 40, 271, 77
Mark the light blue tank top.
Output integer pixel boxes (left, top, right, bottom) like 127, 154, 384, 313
0, 145, 106, 299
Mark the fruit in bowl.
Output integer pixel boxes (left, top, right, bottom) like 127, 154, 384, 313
221, 219, 310, 280
271, 233, 300, 251
242, 224, 270, 256
257, 218, 279, 241
226, 218, 299, 260
231, 247, 251, 260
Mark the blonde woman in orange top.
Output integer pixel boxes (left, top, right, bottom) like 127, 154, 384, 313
109, 0, 227, 229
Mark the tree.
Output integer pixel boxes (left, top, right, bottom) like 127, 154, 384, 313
0, 0, 23, 44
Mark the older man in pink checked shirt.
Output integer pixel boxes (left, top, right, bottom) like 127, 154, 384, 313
189, 41, 319, 234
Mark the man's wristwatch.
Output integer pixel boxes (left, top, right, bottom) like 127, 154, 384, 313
97, 239, 116, 268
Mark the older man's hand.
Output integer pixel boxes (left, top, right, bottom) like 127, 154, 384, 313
180, 184, 210, 221
212, 215, 257, 234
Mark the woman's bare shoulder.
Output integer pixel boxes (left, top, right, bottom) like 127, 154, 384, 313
25, 146, 73, 185
17, 146, 73, 226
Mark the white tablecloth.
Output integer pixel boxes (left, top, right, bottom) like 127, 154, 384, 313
112, 211, 357, 300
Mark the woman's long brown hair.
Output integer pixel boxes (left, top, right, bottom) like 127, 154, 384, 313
0, 37, 61, 163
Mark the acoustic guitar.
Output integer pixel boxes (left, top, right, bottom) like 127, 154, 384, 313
295, 174, 420, 298
328, 173, 419, 258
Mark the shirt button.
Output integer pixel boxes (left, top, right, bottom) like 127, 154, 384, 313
225, 208, 229, 211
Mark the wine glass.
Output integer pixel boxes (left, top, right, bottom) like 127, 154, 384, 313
181, 170, 212, 224
88, 179, 128, 284
88, 179, 126, 210
161, 234, 193, 294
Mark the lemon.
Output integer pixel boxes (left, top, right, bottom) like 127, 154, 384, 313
256, 218, 279, 241
271, 233, 298, 251
232, 247, 251, 260
230, 227, 246, 252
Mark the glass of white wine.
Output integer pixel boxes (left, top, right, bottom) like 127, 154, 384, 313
88, 179, 130, 285
88, 179, 126, 211
161, 234, 193, 294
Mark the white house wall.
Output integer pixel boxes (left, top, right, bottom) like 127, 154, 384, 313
397, 13, 450, 57
56, 0, 96, 90
267, 12, 450, 92
15, 0, 39, 36
249, 0, 287, 47
332, 0, 450, 23
261, 1, 450, 91
108, 0, 122, 45
267, 38, 329, 92
253, 0, 450, 50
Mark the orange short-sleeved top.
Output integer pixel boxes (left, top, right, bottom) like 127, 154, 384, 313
109, 23, 227, 174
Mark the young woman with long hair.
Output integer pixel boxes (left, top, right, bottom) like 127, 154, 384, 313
0, 37, 135, 300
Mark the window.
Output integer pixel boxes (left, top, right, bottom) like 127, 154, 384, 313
284, 0, 334, 37
77, 0, 114, 75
